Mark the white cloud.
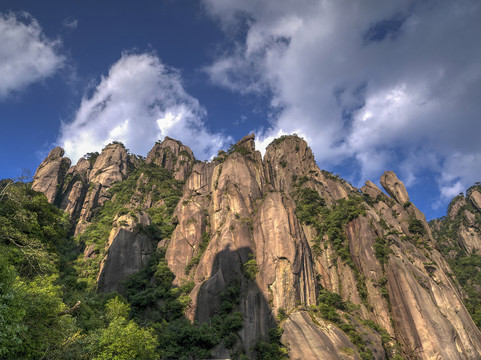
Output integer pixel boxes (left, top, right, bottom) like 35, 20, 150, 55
0, 12, 64, 99
58, 52, 231, 163
62, 17, 78, 29
203, 0, 481, 205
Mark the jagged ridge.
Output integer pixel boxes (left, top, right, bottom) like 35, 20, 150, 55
32, 134, 481, 359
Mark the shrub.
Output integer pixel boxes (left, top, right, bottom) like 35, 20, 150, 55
243, 254, 259, 280
408, 218, 426, 235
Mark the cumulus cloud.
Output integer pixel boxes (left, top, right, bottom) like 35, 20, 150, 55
58, 52, 231, 163
203, 0, 481, 207
0, 12, 64, 99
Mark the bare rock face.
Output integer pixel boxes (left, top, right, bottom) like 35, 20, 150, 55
380, 171, 410, 205
264, 135, 317, 194
448, 195, 466, 219
31, 135, 481, 360
32, 147, 71, 203
470, 190, 481, 213
146, 137, 195, 181
437, 189, 481, 255
58, 158, 92, 220
387, 254, 481, 359
97, 228, 154, 294
74, 144, 130, 235
253, 192, 317, 311
89, 143, 129, 193
281, 311, 361, 360
361, 180, 385, 200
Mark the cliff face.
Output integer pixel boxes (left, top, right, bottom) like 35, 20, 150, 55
33, 134, 481, 359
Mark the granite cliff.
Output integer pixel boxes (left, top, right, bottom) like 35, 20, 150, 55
31, 134, 481, 359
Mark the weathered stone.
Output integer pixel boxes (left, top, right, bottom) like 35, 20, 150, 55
253, 192, 317, 311
97, 228, 154, 294
30, 136, 481, 359
264, 135, 318, 194
361, 180, 385, 200
146, 137, 195, 181
380, 171, 410, 205
32, 147, 71, 203
469, 190, 481, 213
281, 311, 360, 360
449, 196, 466, 219
89, 143, 129, 191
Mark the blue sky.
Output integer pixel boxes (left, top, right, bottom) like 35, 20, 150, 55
1, 0, 481, 220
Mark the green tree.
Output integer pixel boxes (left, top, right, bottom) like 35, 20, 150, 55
93, 298, 158, 360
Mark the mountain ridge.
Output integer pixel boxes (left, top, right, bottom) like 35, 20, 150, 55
9, 133, 481, 359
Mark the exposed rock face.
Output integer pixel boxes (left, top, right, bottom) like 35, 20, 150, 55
146, 136, 195, 181
470, 190, 481, 213
32, 135, 481, 360
89, 143, 129, 188
97, 228, 153, 294
32, 147, 71, 203
254, 192, 317, 311
75, 144, 129, 235
281, 311, 361, 360
58, 158, 92, 220
361, 180, 385, 200
434, 189, 481, 255
380, 171, 410, 205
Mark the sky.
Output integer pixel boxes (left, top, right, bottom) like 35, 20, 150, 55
1, 0, 481, 220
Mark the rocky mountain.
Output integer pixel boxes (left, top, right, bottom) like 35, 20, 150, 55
26, 134, 481, 359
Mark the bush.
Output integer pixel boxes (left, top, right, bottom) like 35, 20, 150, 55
243, 254, 259, 280
408, 219, 426, 235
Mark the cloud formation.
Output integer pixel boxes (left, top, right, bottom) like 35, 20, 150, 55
0, 12, 64, 99
62, 17, 78, 29
59, 52, 231, 163
203, 0, 481, 202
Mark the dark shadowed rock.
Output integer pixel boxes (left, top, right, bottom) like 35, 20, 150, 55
97, 228, 154, 294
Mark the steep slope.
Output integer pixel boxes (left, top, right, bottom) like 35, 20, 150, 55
430, 184, 481, 329
30, 134, 481, 360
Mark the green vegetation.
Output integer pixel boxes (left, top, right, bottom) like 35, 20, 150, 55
227, 142, 252, 156
269, 134, 290, 147
74, 163, 182, 288
314, 287, 374, 359
83, 151, 100, 165
0, 181, 160, 359
295, 187, 326, 227
243, 253, 259, 280
185, 231, 211, 274
93, 298, 158, 360
374, 236, 392, 266
0, 168, 214, 359
293, 179, 369, 302
255, 326, 289, 359
430, 185, 481, 330
408, 218, 426, 236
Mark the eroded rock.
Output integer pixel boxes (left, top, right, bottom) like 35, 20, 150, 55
146, 137, 195, 181
380, 171, 409, 205
32, 147, 71, 203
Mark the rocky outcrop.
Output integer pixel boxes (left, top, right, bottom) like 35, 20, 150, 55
434, 188, 481, 255
74, 144, 130, 235
146, 137, 195, 181
97, 228, 154, 294
97, 211, 154, 294
281, 310, 361, 360
32, 147, 71, 203
57, 158, 92, 220
31, 134, 481, 360
380, 171, 410, 205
